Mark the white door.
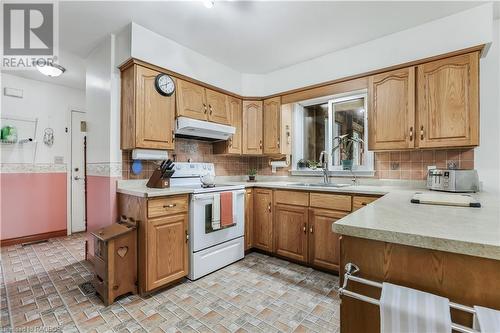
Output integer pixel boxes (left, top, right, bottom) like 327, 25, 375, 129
71, 111, 86, 233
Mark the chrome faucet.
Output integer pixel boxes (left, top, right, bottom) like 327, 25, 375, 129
319, 151, 329, 184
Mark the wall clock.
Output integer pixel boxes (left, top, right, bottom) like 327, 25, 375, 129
155, 74, 175, 96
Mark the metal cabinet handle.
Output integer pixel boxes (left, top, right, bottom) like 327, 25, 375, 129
277, 139, 280, 148
268, 203, 272, 213
172, 130, 175, 143
310, 226, 314, 234
186, 230, 189, 243
259, 140, 263, 149
209, 105, 213, 115
203, 104, 207, 114
420, 125, 424, 140
303, 224, 306, 234
409, 127, 413, 141
74, 176, 82, 180
163, 203, 177, 208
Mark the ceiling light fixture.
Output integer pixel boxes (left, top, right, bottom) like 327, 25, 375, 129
36, 63, 66, 77
203, 0, 214, 9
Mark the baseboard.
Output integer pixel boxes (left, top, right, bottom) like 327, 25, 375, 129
1, 229, 67, 247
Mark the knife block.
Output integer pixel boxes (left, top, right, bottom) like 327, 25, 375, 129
146, 169, 171, 189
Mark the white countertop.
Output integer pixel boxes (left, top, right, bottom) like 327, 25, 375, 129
116, 179, 500, 260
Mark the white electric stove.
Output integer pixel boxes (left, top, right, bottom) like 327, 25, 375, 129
170, 163, 245, 280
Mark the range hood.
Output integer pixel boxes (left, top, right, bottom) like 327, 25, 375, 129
175, 117, 236, 141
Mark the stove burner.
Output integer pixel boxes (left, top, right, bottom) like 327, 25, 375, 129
201, 184, 216, 188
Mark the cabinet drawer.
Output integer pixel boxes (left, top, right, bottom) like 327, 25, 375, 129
352, 196, 379, 211
148, 195, 188, 218
93, 255, 107, 280
310, 193, 351, 212
274, 190, 309, 206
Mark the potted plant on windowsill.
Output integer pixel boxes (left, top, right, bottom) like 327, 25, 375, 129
248, 168, 257, 182
332, 134, 364, 170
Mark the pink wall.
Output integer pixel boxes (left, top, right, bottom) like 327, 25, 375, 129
0, 173, 67, 240
86, 176, 119, 232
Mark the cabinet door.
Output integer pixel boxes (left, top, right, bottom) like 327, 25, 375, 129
308, 208, 347, 271
253, 188, 273, 252
368, 67, 415, 150
228, 97, 242, 154
263, 97, 281, 154
206, 89, 230, 125
135, 65, 176, 150
417, 52, 479, 148
274, 204, 308, 263
242, 101, 263, 155
176, 79, 207, 121
146, 214, 188, 291
244, 189, 253, 250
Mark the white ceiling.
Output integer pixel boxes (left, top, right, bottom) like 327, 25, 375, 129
3, 1, 492, 90
60, 1, 486, 74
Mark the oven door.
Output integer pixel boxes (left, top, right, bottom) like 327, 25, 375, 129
190, 189, 245, 252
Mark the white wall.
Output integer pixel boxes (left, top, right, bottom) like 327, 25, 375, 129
1, 73, 85, 165
85, 34, 121, 170
129, 23, 242, 94
476, 19, 500, 194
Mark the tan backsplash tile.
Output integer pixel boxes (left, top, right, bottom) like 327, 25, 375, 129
121, 139, 474, 181
375, 148, 474, 180
121, 138, 290, 179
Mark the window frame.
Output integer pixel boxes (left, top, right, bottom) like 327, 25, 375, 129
291, 89, 375, 177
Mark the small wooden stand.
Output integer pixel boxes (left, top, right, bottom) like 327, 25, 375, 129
91, 222, 137, 305
146, 169, 172, 188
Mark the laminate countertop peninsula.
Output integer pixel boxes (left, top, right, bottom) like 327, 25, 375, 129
117, 179, 500, 260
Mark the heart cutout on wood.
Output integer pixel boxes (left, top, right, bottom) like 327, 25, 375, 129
117, 246, 128, 258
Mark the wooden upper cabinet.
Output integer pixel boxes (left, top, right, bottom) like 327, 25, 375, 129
368, 67, 415, 150
242, 100, 263, 155
274, 204, 309, 263
213, 96, 242, 155
146, 213, 188, 291
176, 79, 207, 121
308, 208, 347, 271
263, 97, 292, 155
263, 97, 281, 154
206, 89, 230, 125
417, 52, 479, 148
121, 64, 175, 150
253, 188, 273, 252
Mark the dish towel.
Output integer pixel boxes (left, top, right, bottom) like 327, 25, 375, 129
474, 305, 500, 332
380, 282, 452, 333
220, 192, 233, 227
212, 193, 221, 230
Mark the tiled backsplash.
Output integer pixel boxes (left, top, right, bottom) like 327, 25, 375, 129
122, 139, 474, 181
122, 138, 289, 179
374, 149, 474, 180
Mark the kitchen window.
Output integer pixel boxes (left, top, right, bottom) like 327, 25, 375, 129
291, 90, 374, 176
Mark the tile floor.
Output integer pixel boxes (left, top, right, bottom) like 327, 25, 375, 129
0, 234, 340, 332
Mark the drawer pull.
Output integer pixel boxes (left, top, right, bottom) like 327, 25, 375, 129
310, 226, 314, 234
163, 203, 177, 208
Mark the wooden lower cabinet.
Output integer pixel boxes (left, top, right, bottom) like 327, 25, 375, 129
244, 189, 254, 250
146, 214, 188, 291
274, 204, 308, 263
340, 235, 500, 333
118, 193, 189, 294
253, 188, 273, 252
308, 208, 347, 271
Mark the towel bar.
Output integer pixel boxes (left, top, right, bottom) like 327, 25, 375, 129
337, 263, 478, 333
